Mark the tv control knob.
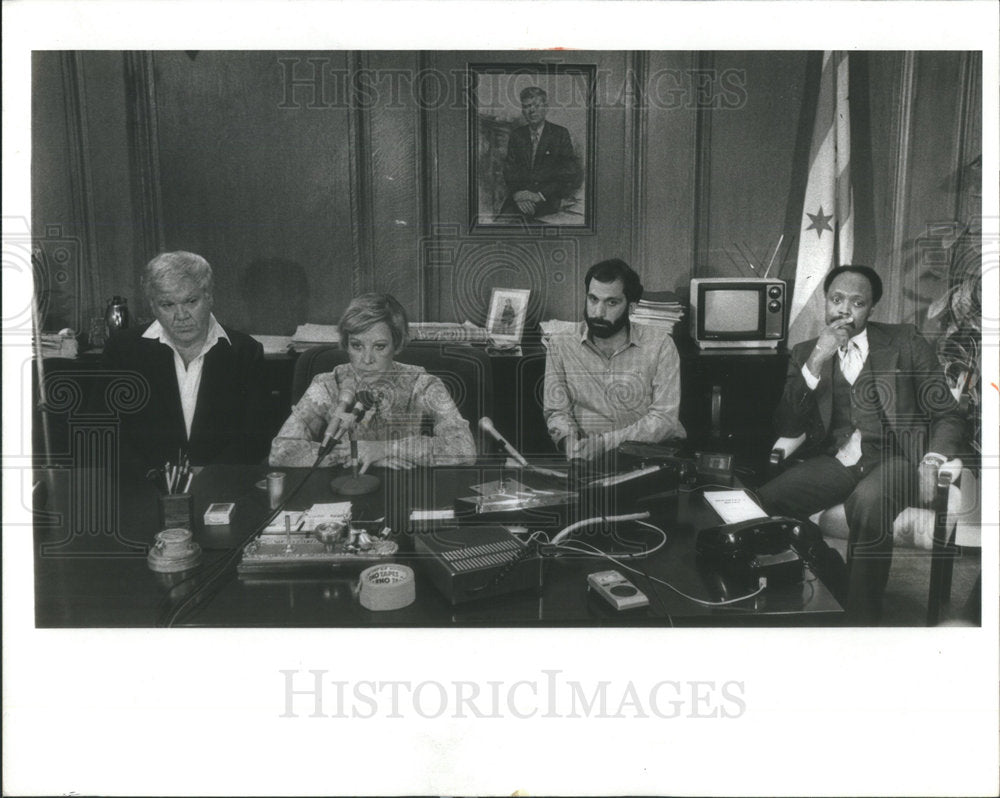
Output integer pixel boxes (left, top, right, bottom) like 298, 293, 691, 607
768, 300, 781, 312
768, 285, 782, 299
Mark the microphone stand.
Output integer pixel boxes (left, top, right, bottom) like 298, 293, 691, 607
330, 430, 380, 496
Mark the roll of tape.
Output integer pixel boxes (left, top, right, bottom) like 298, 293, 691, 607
358, 563, 416, 611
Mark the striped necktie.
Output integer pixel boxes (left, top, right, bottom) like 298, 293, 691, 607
840, 341, 863, 385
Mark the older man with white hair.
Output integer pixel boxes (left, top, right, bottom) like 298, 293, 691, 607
101, 251, 268, 469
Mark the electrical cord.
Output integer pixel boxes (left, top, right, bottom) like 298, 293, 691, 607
550, 511, 653, 546
550, 537, 768, 607
708, 569, 814, 613
548, 513, 767, 608
607, 518, 668, 558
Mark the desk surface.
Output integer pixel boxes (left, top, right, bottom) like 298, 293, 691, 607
33, 464, 842, 628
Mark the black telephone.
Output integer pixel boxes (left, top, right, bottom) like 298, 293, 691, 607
696, 516, 822, 587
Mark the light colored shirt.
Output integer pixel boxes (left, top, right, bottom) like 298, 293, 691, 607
142, 315, 229, 440
543, 321, 686, 451
269, 362, 477, 468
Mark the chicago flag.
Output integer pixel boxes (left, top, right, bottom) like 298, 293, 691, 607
788, 51, 855, 345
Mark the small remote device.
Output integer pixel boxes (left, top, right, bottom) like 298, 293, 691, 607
587, 569, 650, 611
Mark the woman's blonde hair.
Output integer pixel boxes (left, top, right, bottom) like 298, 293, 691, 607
338, 293, 409, 352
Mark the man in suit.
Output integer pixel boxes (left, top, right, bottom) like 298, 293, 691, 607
101, 251, 269, 470
497, 86, 581, 222
757, 265, 964, 623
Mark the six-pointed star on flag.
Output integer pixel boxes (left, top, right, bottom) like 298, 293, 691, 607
806, 206, 835, 237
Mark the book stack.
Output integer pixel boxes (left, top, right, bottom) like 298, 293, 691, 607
289, 321, 489, 351
410, 321, 488, 343
630, 290, 684, 333
37, 331, 79, 359
290, 323, 340, 351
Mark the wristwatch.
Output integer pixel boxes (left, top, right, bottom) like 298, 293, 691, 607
921, 453, 947, 469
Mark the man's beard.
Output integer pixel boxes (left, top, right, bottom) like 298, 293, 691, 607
585, 310, 629, 339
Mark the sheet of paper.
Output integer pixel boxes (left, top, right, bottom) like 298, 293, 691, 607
306, 502, 352, 517
409, 509, 455, 521
263, 511, 305, 533
703, 490, 768, 524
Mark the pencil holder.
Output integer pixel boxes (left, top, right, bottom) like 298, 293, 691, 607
159, 493, 194, 531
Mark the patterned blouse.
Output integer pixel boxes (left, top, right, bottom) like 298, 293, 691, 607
269, 362, 476, 468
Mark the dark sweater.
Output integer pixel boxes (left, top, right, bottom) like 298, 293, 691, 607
99, 322, 269, 470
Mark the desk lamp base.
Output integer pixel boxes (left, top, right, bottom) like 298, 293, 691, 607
330, 473, 381, 496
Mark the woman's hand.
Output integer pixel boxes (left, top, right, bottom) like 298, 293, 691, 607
356, 440, 415, 473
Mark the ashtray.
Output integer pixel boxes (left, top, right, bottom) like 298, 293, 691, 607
314, 520, 348, 550
148, 527, 202, 573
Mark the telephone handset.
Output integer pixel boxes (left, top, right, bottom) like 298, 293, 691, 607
696, 516, 821, 587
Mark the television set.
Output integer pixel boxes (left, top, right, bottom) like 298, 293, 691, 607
689, 278, 787, 349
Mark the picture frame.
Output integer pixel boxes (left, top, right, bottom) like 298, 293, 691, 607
485, 288, 531, 347
469, 63, 595, 232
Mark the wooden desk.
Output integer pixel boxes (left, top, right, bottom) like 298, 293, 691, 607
33, 463, 843, 628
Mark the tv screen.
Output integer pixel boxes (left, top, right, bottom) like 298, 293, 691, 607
704, 289, 760, 334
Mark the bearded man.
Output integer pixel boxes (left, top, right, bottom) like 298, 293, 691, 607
543, 258, 686, 461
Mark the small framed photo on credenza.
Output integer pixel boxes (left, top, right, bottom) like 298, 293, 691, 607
486, 288, 530, 349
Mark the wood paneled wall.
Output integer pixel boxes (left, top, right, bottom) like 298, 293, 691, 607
31, 50, 980, 335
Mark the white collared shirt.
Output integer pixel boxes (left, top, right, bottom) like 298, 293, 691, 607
142, 314, 230, 440
801, 327, 870, 390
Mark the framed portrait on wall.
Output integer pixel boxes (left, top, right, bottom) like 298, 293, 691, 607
485, 288, 531, 347
469, 63, 595, 232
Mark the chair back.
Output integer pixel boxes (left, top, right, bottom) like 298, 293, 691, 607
290, 343, 493, 451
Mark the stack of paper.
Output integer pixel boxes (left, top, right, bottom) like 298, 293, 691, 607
262, 502, 352, 534
290, 323, 340, 351
304, 502, 352, 527
291, 321, 489, 349
630, 290, 685, 333
37, 332, 79, 359
410, 321, 488, 343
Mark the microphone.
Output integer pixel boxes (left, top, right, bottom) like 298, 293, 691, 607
317, 389, 372, 459
329, 389, 382, 496
354, 389, 378, 426
479, 417, 529, 467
